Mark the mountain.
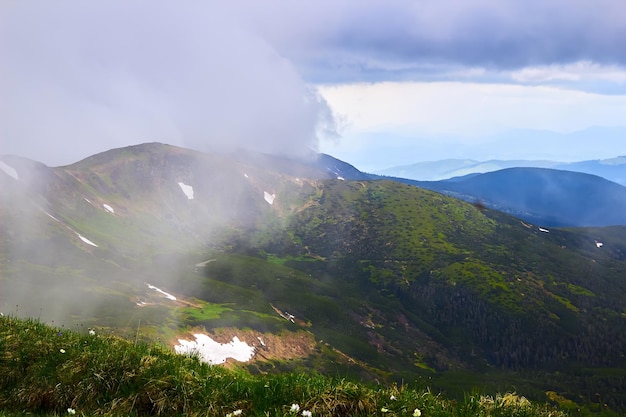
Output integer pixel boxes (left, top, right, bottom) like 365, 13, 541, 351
480, 126, 626, 161
376, 159, 557, 181
395, 167, 626, 227
228, 148, 371, 181
376, 156, 626, 185
559, 156, 626, 186
331, 126, 626, 174
2, 143, 626, 412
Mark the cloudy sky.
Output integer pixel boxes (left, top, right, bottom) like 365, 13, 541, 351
2, 0, 626, 170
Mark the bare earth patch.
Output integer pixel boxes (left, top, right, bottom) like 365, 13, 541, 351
173, 328, 317, 365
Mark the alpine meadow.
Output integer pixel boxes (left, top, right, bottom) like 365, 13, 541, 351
3, 1, 626, 415
1, 143, 625, 415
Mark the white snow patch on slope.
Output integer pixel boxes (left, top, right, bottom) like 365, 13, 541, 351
146, 283, 177, 301
264, 191, 275, 205
178, 182, 194, 199
539, 227, 550, 233
244, 173, 249, 178
595, 241, 604, 248
0, 161, 18, 180
44, 211, 60, 222
175, 334, 255, 364
103, 203, 115, 214
77, 234, 98, 247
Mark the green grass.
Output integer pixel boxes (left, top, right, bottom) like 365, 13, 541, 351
1, 315, 569, 417
4, 165, 626, 415
178, 300, 232, 322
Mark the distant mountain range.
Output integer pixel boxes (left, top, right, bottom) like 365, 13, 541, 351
383, 168, 626, 227
376, 156, 626, 185
370, 156, 626, 227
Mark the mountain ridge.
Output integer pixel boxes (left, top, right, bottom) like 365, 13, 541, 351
396, 167, 626, 227
375, 155, 626, 185
2, 142, 626, 412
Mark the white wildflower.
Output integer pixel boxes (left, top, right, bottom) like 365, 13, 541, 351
390, 395, 396, 400
67, 408, 76, 415
59, 349, 66, 354
381, 407, 389, 413
233, 410, 242, 416
290, 403, 300, 412
413, 408, 422, 417
89, 329, 96, 336
301, 411, 312, 417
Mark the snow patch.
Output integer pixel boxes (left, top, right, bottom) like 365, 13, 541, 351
0, 161, 18, 180
44, 211, 60, 222
77, 234, 98, 247
146, 283, 177, 301
264, 191, 275, 205
284, 312, 295, 323
337, 176, 345, 181
103, 203, 115, 214
83, 197, 93, 205
595, 241, 604, 248
178, 182, 194, 200
275, 306, 296, 323
175, 334, 255, 364
539, 227, 550, 233
243, 173, 249, 178
195, 259, 216, 268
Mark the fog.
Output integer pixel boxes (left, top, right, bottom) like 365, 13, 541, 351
0, 1, 342, 335
0, 1, 336, 166
2, 0, 625, 348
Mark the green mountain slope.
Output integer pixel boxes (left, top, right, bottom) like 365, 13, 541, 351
245, 180, 626, 372
1, 143, 625, 413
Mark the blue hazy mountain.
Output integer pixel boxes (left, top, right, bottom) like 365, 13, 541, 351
374, 125, 626, 184
396, 167, 626, 227
376, 156, 626, 186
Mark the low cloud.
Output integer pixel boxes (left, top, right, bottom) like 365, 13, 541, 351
319, 81, 626, 136
0, 1, 336, 166
318, 81, 626, 168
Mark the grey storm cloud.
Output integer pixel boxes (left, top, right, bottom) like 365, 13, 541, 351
234, 0, 626, 82
0, 1, 336, 166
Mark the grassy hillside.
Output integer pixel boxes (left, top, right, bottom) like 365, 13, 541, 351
209, 179, 626, 412
2, 144, 626, 414
232, 181, 626, 407
0, 315, 569, 417
267, 180, 626, 369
